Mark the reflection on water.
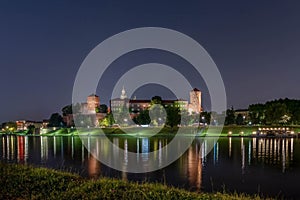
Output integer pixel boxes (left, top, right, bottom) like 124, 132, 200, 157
0, 135, 299, 198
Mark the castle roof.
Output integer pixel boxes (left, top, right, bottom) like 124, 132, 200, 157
88, 94, 99, 97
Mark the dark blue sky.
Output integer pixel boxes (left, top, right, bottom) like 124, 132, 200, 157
1, 1, 300, 123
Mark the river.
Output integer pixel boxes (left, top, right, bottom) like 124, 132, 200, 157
0, 135, 299, 198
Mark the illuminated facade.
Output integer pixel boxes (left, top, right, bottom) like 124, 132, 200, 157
87, 94, 100, 113
188, 88, 202, 114
110, 87, 199, 117
63, 94, 104, 127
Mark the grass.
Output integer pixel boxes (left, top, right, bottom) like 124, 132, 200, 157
0, 163, 265, 200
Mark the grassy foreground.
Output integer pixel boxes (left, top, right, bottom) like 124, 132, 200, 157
0, 163, 265, 200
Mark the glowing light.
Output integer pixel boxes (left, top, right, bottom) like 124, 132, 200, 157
228, 131, 232, 135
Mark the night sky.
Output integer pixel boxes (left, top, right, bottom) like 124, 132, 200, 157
1, 1, 300, 123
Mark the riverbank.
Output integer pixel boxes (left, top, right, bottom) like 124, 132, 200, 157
1, 125, 300, 137
0, 163, 264, 200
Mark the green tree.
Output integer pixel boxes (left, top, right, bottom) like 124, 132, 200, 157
236, 114, 244, 125
180, 111, 192, 126
48, 113, 64, 127
166, 106, 181, 128
74, 114, 93, 127
134, 110, 151, 125
151, 96, 162, 104
99, 113, 115, 127
96, 104, 108, 113
2, 122, 17, 133
225, 107, 235, 125
113, 104, 131, 126
265, 103, 287, 125
248, 104, 266, 125
62, 105, 72, 116
27, 125, 35, 135
200, 112, 211, 125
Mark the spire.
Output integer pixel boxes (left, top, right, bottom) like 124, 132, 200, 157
120, 86, 127, 99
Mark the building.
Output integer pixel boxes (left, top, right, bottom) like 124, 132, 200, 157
15, 120, 48, 131
63, 94, 105, 127
110, 87, 193, 116
87, 94, 100, 113
188, 88, 202, 114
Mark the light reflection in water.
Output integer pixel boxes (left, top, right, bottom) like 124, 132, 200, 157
41, 136, 48, 161
241, 137, 245, 173
0, 135, 298, 197
229, 137, 232, 158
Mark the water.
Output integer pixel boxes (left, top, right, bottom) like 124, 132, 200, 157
0, 135, 299, 198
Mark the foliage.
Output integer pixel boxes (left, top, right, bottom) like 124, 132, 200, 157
200, 111, 211, 124
1, 121, 17, 132
112, 104, 131, 126
62, 103, 83, 116
249, 98, 300, 125
151, 96, 163, 104
48, 113, 64, 127
166, 106, 181, 128
96, 104, 108, 113
99, 113, 115, 127
225, 107, 235, 125
62, 105, 73, 116
26, 125, 35, 135
248, 104, 265, 125
74, 114, 93, 127
236, 114, 244, 125
134, 110, 151, 125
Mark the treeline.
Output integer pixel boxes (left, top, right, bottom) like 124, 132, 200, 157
248, 98, 300, 125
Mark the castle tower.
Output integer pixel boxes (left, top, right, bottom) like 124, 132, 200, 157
189, 88, 202, 113
87, 94, 100, 113
120, 86, 127, 99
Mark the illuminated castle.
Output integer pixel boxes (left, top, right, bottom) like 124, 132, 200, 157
110, 87, 202, 115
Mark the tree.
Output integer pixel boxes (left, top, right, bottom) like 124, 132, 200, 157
279, 114, 291, 125
265, 103, 287, 125
151, 96, 162, 104
99, 113, 115, 127
74, 114, 93, 127
236, 114, 244, 125
27, 125, 35, 135
200, 112, 211, 125
2, 122, 17, 133
225, 107, 235, 125
149, 104, 166, 126
112, 104, 131, 126
180, 111, 192, 126
48, 113, 64, 127
96, 104, 108, 113
62, 105, 73, 116
248, 104, 265, 125
166, 106, 181, 128
134, 110, 151, 125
